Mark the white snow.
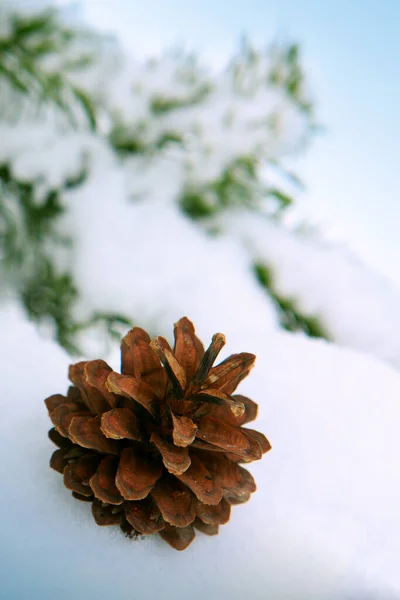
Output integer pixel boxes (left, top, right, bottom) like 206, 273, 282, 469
0, 122, 91, 193
1, 304, 400, 600
221, 210, 400, 366
62, 156, 279, 347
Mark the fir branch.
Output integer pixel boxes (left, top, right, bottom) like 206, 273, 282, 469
0, 8, 97, 129
253, 262, 329, 339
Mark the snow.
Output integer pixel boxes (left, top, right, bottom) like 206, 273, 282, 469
1, 304, 400, 600
0, 123, 91, 193
115, 53, 311, 187
220, 210, 400, 366
62, 155, 279, 347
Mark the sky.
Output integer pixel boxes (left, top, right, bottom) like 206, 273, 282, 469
63, 0, 400, 288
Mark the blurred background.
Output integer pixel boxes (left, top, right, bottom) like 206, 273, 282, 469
80, 0, 400, 285
1, 0, 400, 359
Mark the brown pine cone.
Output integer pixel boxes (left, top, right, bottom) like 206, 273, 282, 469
45, 317, 271, 550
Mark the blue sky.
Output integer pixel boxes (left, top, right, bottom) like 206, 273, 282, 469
78, 0, 400, 287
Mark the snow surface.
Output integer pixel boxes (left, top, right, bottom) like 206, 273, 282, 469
220, 210, 400, 366
1, 304, 400, 600
60, 145, 279, 347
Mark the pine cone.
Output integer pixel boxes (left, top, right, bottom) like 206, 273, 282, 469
45, 317, 271, 550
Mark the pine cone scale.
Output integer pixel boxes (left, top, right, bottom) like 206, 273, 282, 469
150, 336, 187, 397
203, 352, 255, 392
69, 362, 110, 414
193, 519, 219, 536
195, 496, 231, 525
244, 428, 272, 453
63, 454, 100, 496
121, 327, 167, 396
124, 499, 165, 534
150, 431, 191, 475
193, 389, 245, 418
100, 408, 144, 441
106, 372, 159, 417
50, 448, 70, 473
115, 447, 162, 501
159, 524, 195, 551
195, 416, 263, 460
49, 402, 90, 437
48, 427, 73, 448
68, 415, 120, 454
171, 413, 197, 446
92, 501, 123, 526
232, 395, 258, 424
89, 455, 124, 505
173, 317, 204, 379
84, 360, 119, 408
188, 333, 226, 391
45, 393, 69, 413
150, 477, 196, 528
176, 454, 222, 506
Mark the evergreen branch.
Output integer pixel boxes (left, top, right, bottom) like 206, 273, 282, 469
0, 8, 97, 129
253, 262, 329, 339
